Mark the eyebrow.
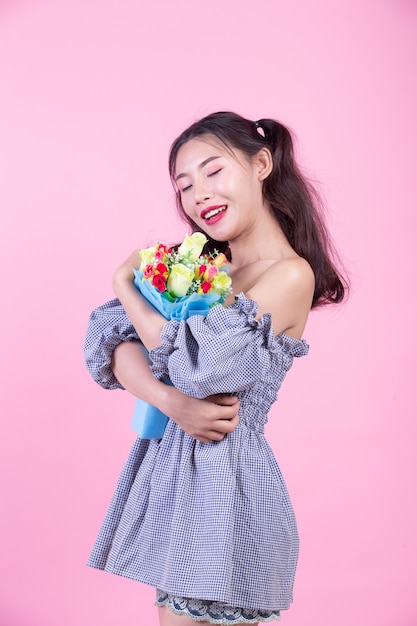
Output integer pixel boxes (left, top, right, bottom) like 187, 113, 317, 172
175, 156, 222, 181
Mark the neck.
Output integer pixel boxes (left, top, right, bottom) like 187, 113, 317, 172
228, 210, 293, 268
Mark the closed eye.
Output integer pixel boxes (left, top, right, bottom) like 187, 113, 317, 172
179, 168, 221, 193
208, 168, 222, 178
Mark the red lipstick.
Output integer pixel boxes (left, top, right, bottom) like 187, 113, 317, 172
200, 205, 227, 224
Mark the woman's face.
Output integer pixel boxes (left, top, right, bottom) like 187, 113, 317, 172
174, 135, 267, 243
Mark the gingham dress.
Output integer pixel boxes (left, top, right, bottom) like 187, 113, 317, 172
85, 293, 308, 614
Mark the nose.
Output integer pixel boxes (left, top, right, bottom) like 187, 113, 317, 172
194, 181, 213, 204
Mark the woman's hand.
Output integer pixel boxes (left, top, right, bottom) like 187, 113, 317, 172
112, 252, 167, 351
112, 341, 239, 443
162, 391, 240, 444
112, 250, 141, 292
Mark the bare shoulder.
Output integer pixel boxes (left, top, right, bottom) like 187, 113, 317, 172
269, 256, 315, 292
246, 257, 315, 338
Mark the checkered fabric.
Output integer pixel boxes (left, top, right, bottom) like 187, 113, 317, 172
85, 294, 308, 611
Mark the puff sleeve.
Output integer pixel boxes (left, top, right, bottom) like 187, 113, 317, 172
149, 294, 308, 399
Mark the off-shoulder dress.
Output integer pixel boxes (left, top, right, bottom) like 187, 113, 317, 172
84, 294, 308, 623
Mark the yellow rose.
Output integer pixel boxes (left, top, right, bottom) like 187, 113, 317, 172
140, 246, 157, 270
178, 232, 208, 262
211, 272, 232, 295
212, 253, 228, 268
167, 263, 194, 297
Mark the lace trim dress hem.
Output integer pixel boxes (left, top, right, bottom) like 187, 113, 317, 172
155, 590, 281, 624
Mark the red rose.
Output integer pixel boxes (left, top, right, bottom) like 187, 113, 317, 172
198, 264, 207, 276
155, 262, 169, 276
152, 274, 167, 292
200, 280, 212, 294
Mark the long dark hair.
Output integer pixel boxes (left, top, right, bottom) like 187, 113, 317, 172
168, 111, 347, 308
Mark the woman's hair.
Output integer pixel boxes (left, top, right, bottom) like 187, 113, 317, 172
168, 111, 347, 307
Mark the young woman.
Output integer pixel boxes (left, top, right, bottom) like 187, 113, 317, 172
85, 112, 346, 625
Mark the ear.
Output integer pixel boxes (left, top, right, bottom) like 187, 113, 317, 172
253, 148, 273, 181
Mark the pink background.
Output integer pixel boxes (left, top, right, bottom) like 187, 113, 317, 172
1, 1, 416, 625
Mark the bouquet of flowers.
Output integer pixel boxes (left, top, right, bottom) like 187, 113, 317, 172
131, 232, 232, 438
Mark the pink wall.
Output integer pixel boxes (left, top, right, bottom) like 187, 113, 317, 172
1, 0, 416, 625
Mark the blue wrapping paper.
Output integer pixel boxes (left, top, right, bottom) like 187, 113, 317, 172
131, 268, 224, 439
131, 379, 173, 438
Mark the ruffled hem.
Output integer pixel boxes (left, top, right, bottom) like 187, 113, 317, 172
233, 293, 309, 357
155, 590, 281, 624
99, 330, 140, 389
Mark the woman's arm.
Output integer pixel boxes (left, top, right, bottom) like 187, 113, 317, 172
112, 251, 169, 351
112, 340, 240, 443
